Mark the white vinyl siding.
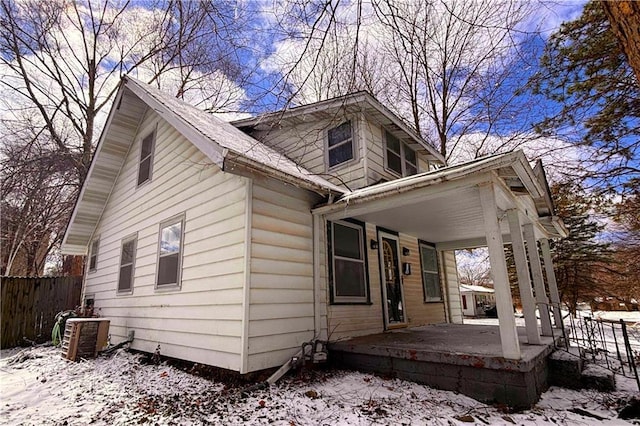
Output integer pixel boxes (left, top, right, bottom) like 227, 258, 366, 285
84, 109, 247, 371
399, 234, 446, 325
443, 250, 463, 324
245, 116, 366, 190
246, 179, 322, 372
328, 228, 447, 341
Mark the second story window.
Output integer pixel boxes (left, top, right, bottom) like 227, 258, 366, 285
327, 121, 354, 168
385, 131, 418, 177
138, 130, 156, 186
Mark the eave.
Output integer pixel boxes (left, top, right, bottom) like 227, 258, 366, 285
231, 91, 446, 165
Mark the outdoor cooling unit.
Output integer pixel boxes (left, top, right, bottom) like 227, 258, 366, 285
61, 318, 110, 361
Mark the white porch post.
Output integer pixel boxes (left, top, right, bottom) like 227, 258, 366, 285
523, 224, 553, 336
506, 210, 541, 345
479, 183, 521, 359
540, 238, 563, 328
312, 214, 327, 340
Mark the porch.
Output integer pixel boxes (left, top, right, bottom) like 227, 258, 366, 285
329, 323, 560, 408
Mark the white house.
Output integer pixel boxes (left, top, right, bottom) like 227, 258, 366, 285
460, 284, 496, 317
61, 77, 567, 374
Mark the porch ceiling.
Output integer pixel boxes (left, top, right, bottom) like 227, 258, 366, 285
352, 185, 503, 246
314, 151, 566, 249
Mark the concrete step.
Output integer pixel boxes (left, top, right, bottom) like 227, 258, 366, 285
548, 347, 583, 389
581, 363, 615, 391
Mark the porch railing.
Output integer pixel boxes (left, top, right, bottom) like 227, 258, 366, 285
565, 312, 640, 391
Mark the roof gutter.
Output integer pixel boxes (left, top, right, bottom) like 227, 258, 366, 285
225, 154, 346, 197
312, 153, 522, 216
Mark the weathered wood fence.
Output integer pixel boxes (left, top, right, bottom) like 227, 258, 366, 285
1, 276, 83, 348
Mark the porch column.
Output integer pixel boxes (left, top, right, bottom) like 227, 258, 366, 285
312, 214, 327, 340
540, 238, 563, 328
506, 210, 541, 345
479, 183, 520, 359
523, 224, 553, 337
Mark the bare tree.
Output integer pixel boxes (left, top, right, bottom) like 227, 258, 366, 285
0, 0, 250, 275
267, 0, 542, 162
1, 112, 75, 275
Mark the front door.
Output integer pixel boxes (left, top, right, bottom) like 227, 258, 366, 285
378, 231, 406, 328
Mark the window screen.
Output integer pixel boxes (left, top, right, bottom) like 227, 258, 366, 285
327, 121, 354, 168
420, 244, 442, 301
118, 237, 136, 293
89, 239, 99, 271
138, 131, 155, 185
330, 221, 368, 302
157, 219, 183, 287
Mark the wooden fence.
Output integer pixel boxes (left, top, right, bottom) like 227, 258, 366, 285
1, 276, 83, 348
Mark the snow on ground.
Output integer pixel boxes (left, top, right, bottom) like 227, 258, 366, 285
1, 345, 638, 426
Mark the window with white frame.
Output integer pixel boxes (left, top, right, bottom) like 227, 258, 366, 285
157, 216, 184, 288
118, 235, 136, 293
89, 238, 99, 272
385, 130, 418, 177
137, 130, 156, 186
329, 220, 368, 303
419, 243, 442, 302
327, 121, 354, 168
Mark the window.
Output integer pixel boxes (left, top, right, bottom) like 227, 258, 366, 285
138, 130, 155, 186
118, 235, 137, 293
328, 220, 368, 303
420, 243, 442, 302
157, 216, 184, 288
89, 238, 99, 272
327, 121, 354, 168
385, 130, 418, 177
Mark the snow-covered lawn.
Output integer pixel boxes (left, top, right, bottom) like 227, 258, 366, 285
1, 346, 638, 425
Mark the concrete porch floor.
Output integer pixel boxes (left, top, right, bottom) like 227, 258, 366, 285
329, 323, 562, 408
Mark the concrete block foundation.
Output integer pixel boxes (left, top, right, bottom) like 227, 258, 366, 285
329, 324, 559, 409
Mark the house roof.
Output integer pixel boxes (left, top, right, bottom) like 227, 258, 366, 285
460, 284, 495, 294
313, 150, 568, 243
316, 151, 542, 207
61, 77, 345, 255
123, 77, 345, 195
231, 91, 446, 165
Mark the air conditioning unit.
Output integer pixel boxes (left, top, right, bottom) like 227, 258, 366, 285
61, 318, 110, 361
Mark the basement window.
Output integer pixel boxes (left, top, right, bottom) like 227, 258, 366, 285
328, 220, 369, 304
137, 129, 156, 186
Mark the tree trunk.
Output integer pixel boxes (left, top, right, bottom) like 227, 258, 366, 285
602, 1, 640, 83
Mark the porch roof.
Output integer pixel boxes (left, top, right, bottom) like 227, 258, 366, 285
313, 151, 568, 249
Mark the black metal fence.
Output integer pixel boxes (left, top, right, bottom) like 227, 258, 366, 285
566, 313, 640, 391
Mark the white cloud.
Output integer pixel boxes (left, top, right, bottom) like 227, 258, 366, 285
0, 0, 248, 146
